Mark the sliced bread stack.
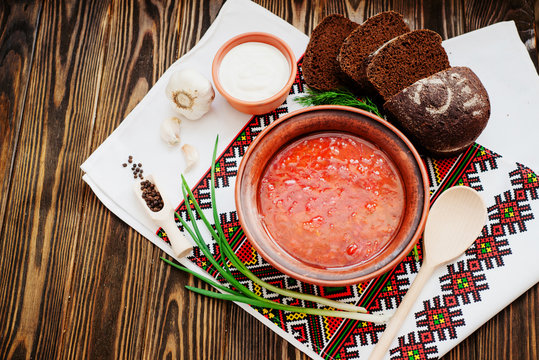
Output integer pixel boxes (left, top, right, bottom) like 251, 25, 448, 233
302, 11, 490, 157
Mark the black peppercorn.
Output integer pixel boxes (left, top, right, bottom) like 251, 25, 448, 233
140, 180, 164, 212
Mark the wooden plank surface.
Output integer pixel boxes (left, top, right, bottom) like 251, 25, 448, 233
0, 1, 537, 359
0, 0, 42, 253
0, 0, 110, 358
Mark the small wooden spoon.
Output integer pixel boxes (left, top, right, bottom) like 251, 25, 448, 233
134, 174, 193, 259
369, 186, 487, 360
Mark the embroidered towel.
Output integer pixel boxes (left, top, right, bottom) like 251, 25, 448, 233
81, 1, 539, 358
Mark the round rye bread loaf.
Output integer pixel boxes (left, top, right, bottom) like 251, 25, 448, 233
366, 29, 450, 101
302, 15, 358, 91
384, 67, 490, 157
338, 11, 410, 92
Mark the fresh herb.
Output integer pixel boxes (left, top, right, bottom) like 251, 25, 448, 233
295, 88, 384, 119
412, 244, 420, 262
162, 136, 391, 323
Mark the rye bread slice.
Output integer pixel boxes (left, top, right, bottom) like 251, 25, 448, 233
302, 14, 359, 91
366, 29, 450, 101
338, 11, 410, 91
384, 67, 490, 157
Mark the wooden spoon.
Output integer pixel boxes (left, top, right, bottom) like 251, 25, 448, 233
369, 186, 487, 360
133, 174, 193, 259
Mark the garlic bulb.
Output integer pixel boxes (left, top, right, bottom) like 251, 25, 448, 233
160, 117, 182, 145
165, 68, 215, 120
182, 144, 199, 172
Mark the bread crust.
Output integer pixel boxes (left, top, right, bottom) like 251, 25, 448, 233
384, 67, 490, 157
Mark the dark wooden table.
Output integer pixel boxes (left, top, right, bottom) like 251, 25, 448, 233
1, 1, 538, 359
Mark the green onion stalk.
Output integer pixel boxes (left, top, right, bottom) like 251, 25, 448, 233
162, 136, 392, 323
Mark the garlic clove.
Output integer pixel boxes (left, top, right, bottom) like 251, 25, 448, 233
182, 144, 199, 172
160, 116, 182, 146
165, 68, 215, 121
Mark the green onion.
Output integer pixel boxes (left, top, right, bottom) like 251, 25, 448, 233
185, 286, 392, 323
412, 243, 420, 261
163, 136, 390, 323
161, 257, 241, 295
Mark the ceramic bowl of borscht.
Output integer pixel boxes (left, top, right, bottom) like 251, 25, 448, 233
235, 105, 429, 286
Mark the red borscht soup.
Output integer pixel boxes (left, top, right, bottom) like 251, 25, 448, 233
258, 133, 405, 268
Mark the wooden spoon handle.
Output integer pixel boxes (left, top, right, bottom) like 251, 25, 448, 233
369, 263, 436, 360
159, 215, 193, 259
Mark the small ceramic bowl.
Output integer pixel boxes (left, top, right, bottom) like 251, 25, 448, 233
235, 105, 430, 287
212, 32, 297, 115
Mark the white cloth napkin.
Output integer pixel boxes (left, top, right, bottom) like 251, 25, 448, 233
81, 1, 539, 359
443, 25, 539, 172
81, 0, 308, 255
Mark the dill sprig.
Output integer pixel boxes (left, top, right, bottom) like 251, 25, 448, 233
295, 88, 384, 119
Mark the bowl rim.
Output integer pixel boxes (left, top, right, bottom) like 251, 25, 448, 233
235, 105, 430, 286
211, 32, 297, 106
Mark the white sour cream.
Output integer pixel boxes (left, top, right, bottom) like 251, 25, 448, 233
219, 42, 290, 102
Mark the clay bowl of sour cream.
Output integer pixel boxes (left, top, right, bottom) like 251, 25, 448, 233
212, 32, 296, 115
235, 105, 430, 287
